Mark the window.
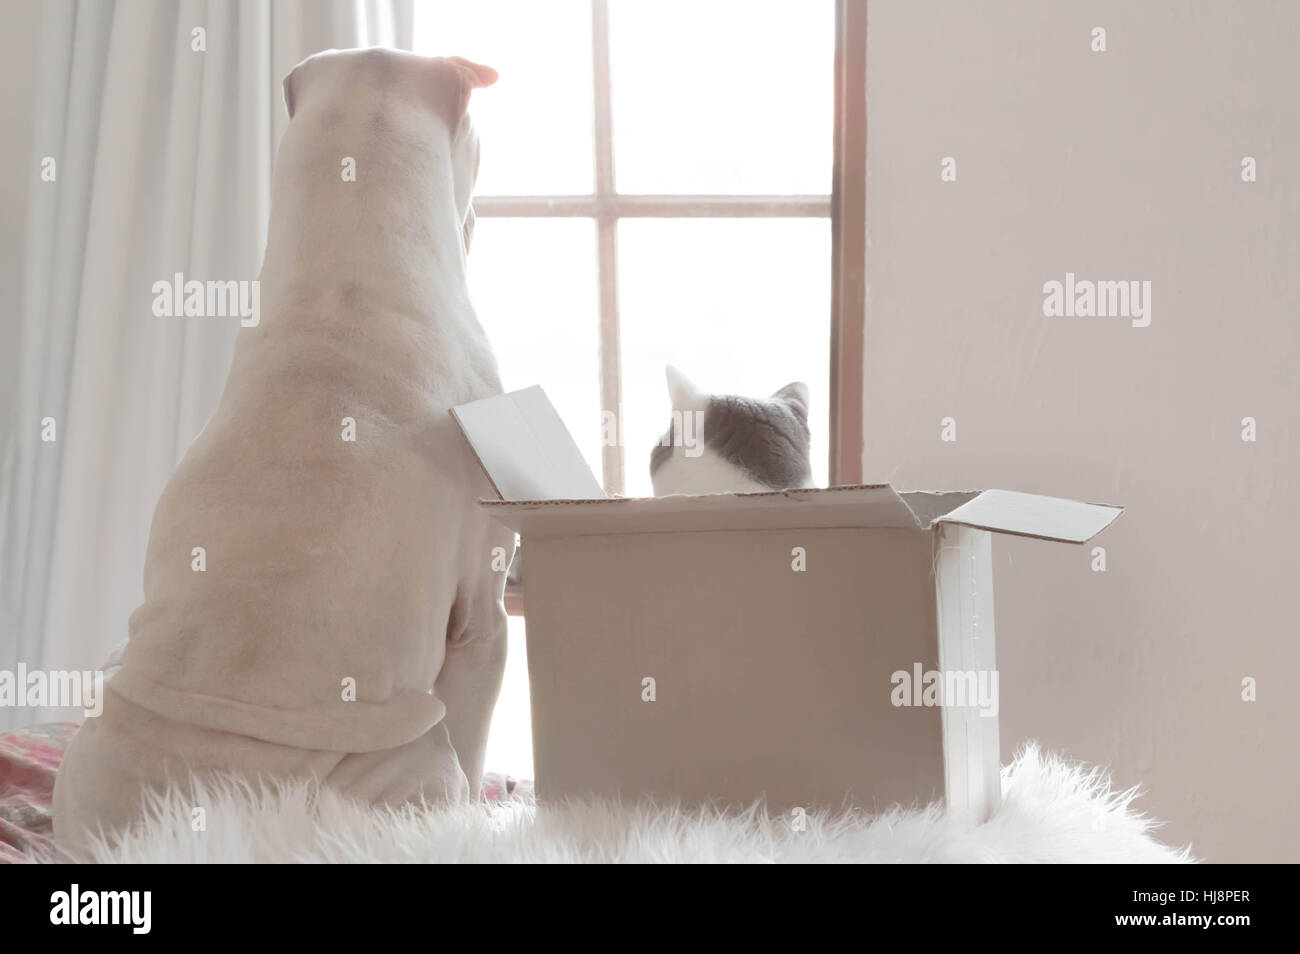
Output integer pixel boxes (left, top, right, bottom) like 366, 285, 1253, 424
413, 1, 865, 775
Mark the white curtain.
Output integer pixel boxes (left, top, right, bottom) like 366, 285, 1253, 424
0, 0, 412, 730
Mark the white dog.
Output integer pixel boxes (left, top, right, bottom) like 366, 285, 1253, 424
54, 49, 514, 853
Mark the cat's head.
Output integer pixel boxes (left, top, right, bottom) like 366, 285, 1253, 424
649, 366, 813, 496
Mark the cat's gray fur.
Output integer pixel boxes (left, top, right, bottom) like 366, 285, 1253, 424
650, 366, 813, 495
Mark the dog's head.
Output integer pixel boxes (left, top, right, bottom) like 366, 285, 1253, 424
282, 48, 497, 251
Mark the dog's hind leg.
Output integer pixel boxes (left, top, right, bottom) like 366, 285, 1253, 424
433, 580, 510, 799
325, 719, 469, 807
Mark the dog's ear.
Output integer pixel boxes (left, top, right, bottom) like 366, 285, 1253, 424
282, 50, 342, 121
447, 56, 499, 90
463, 202, 476, 254
282, 69, 296, 120
441, 56, 498, 117
282, 59, 310, 120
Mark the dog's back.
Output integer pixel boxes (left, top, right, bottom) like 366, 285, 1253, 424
55, 49, 513, 854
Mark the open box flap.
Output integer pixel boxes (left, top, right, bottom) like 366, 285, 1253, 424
480, 484, 924, 537
450, 386, 605, 501
453, 389, 1122, 543
898, 491, 983, 528
928, 489, 1123, 543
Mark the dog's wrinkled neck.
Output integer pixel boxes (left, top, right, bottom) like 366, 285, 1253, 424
260, 99, 470, 319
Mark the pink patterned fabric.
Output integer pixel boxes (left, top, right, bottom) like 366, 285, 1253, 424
0, 721, 532, 862
0, 722, 77, 863
479, 771, 534, 804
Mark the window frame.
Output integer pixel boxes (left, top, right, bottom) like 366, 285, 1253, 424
480, 0, 866, 614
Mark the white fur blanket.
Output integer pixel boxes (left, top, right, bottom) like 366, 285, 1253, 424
57, 745, 1192, 863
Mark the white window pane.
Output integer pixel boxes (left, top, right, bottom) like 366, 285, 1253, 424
485, 615, 533, 776
412, 1, 594, 195
617, 219, 831, 497
466, 219, 604, 481
608, 0, 834, 194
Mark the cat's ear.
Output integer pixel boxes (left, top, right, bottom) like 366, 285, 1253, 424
773, 381, 810, 420
665, 365, 706, 410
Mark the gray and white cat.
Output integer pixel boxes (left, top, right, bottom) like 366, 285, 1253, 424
650, 366, 813, 495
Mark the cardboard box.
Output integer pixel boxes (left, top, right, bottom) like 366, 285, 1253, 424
453, 388, 1122, 820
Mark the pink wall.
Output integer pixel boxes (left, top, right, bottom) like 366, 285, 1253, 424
863, 0, 1299, 862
